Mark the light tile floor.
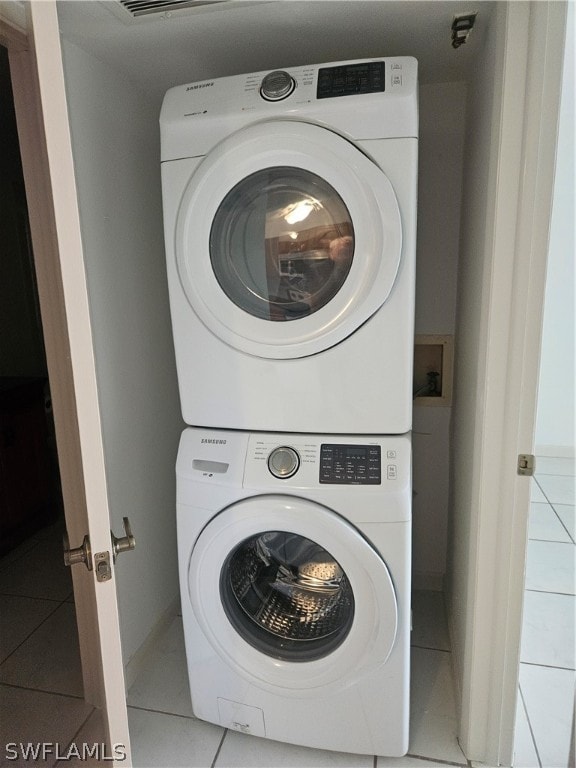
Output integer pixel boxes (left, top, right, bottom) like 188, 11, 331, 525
2, 470, 573, 768
126, 590, 467, 767
0, 521, 467, 768
0, 519, 93, 768
513, 456, 575, 768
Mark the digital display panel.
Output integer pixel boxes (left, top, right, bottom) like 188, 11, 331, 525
320, 444, 381, 485
317, 62, 385, 100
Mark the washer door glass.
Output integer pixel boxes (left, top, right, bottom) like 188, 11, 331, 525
210, 168, 354, 322
220, 531, 354, 661
188, 496, 399, 693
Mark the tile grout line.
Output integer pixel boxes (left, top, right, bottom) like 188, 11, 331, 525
59, 705, 98, 759
0, 589, 70, 601
534, 474, 575, 509
404, 753, 468, 767
529, 493, 573, 545
0, 540, 43, 575
518, 683, 543, 768
0, 680, 85, 700
528, 537, 574, 544
521, 661, 575, 673
525, 587, 576, 597
537, 462, 576, 542
127, 703, 198, 721
210, 728, 228, 768
530, 495, 575, 543
0, 598, 66, 670
410, 644, 452, 653
550, 504, 576, 545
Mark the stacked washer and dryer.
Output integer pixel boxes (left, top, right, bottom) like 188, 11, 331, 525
160, 58, 418, 757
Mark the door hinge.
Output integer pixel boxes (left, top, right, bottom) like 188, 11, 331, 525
517, 454, 536, 476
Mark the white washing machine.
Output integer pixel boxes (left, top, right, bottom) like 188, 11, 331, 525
161, 58, 418, 434
177, 426, 411, 756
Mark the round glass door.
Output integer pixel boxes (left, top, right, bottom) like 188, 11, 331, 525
220, 531, 354, 662
175, 121, 402, 359
188, 496, 398, 693
210, 168, 354, 322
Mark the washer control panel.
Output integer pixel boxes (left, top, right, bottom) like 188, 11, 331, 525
243, 433, 408, 497
320, 444, 381, 485
268, 446, 300, 479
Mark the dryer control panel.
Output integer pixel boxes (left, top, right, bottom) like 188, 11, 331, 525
160, 57, 418, 162
317, 62, 386, 99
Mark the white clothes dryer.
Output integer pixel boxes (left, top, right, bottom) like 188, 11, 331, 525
177, 426, 411, 756
161, 58, 418, 434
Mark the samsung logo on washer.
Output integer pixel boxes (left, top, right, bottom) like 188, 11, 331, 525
186, 82, 214, 91
201, 438, 227, 444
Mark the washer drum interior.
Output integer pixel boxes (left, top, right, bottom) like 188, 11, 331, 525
220, 531, 355, 662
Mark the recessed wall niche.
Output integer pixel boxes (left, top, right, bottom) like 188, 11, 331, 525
413, 334, 454, 406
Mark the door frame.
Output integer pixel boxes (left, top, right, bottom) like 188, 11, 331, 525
0, 3, 131, 761
456, 2, 568, 765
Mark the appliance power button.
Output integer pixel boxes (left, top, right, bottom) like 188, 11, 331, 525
260, 70, 296, 101
268, 446, 300, 479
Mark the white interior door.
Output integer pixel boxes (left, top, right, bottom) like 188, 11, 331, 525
2, 2, 131, 761
452, 3, 569, 765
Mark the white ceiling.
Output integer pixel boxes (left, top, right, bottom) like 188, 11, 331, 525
57, 0, 494, 103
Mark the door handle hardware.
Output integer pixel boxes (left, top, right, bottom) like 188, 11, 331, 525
63, 532, 93, 571
111, 517, 136, 563
94, 551, 112, 582
63, 517, 135, 576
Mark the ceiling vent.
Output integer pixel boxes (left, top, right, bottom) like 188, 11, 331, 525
118, 0, 226, 18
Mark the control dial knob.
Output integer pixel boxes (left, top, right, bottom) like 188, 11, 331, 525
268, 446, 300, 479
260, 70, 296, 101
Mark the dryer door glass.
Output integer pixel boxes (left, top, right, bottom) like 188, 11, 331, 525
210, 168, 354, 321
220, 530, 355, 661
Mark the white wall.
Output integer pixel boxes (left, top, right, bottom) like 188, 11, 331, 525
56, 10, 468, 652
535, 4, 575, 456
415, 82, 466, 337
412, 80, 466, 586
60, 39, 183, 665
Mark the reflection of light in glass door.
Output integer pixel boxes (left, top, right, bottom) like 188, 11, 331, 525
210, 167, 354, 321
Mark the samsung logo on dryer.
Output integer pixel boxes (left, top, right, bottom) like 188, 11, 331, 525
201, 438, 227, 444
186, 82, 214, 91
